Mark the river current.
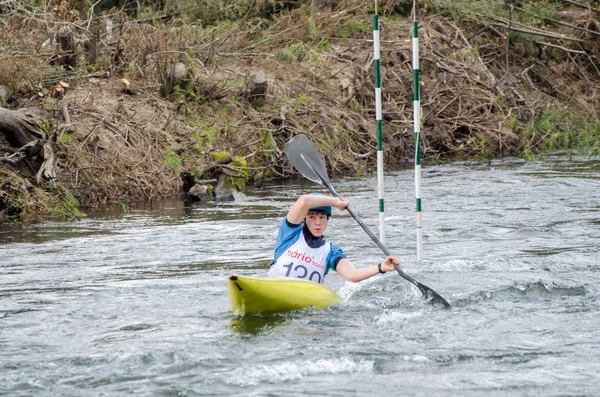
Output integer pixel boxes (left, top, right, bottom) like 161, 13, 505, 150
1, 155, 599, 396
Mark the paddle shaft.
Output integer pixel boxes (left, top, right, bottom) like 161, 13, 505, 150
302, 156, 428, 290
314, 165, 423, 287
290, 138, 452, 308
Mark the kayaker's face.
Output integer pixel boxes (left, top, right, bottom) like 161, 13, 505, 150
305, 211, 329, 237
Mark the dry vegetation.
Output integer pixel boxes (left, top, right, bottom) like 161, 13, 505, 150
1, 0, 599, 219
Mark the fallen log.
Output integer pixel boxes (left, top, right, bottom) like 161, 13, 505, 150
0, 107, 57, 183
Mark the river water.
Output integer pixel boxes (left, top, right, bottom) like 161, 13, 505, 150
1, 155, 599, 396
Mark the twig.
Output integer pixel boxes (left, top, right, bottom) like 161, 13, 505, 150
561, 0, 600, 14
535, 41, 586, 55
68, 116, 106, 167
147, 51, 207, 71
346, 144, 371, 159
0, 152, 25, 164
194, 179, 218, 184
219, 169, 245, 178
60, 101, 70, 123
514, 6, 600, 37
491, 23, 586, 42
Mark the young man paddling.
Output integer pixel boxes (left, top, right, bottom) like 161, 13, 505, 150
268, 193, 401, 283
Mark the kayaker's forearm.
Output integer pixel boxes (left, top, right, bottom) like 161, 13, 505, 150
287, 194, 349, 224
344, 265, 381, 282
336, 259, 382, 282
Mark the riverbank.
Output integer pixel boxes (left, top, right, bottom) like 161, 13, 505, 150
1, 0, 599, 219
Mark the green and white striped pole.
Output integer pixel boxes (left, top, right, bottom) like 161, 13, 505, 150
373, 9, 385, 243
412, 20, 423, 261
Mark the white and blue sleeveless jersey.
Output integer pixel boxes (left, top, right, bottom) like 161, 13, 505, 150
268, 217, 346, 283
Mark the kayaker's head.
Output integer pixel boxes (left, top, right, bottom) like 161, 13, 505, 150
305, 192, 331, 237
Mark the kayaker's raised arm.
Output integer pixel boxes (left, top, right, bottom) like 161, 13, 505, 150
286, 194, 349, 225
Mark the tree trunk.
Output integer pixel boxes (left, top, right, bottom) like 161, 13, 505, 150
246, 70, 268, 107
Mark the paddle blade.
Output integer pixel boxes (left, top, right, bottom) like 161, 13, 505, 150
419, 284, 453, 309
394, 265, 453, 309
284, 134, 329, 185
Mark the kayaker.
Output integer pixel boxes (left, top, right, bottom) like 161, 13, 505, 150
268, 192, 401, 283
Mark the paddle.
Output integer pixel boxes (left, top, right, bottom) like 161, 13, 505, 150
285, 134, 452, 309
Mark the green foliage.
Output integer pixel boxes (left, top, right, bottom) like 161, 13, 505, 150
261, 130, 276, 151
471, 131, 494, 161
52, 186, 86, 220
277, 46, 298, 62
421, 0, 559, 26
306, 17, 321, 38
164, 148, 183, 171
348, 98, 361, 112
211, 151, 231, 161
221, 103, 232, 115
383, 0, 413, 16
307, 17, 320, 38
211, 54, 223, 66
119, 202, 131, 214
336, 19, 371, 38
175, 0, 295, 26
177, 0, 253, 25
538, 107, 566, 150
57, 129, 75, 144
520, 2, 560, 26
262, 167, 278, 181
227, 78, 245, 88
331, 133, 341, 147
517, 107, 600, 158
522, 147, 536, 161
355, 163, 367, 179
230, 155, 247, 168
172, 81, 205, 104
316, 39, 332, 52
229, 155, 249, 191
194, 126, 218, 145
576, 119, 600, 151
127, 61, 138, 78
423, 0, 504, 19
294, 93, 311, 111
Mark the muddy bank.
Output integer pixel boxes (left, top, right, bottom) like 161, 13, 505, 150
1, 1, 599, 219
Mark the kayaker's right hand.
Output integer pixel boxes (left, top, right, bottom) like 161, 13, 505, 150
381, 255, 401, 273
333, 197, 349, 211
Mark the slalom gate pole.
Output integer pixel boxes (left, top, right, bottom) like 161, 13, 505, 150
373, 4, 385, 243
412, 18, 423, 261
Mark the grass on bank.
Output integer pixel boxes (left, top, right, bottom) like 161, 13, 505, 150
0, 169, 85, 220
517, 107, 600, 159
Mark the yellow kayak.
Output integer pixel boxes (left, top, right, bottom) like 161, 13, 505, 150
228, 274, 342, 316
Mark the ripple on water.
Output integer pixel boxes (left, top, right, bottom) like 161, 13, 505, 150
226, 356, 374, 387
457, 280, 588, 305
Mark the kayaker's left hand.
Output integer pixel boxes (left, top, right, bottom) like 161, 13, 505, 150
381, 255, 401, 272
